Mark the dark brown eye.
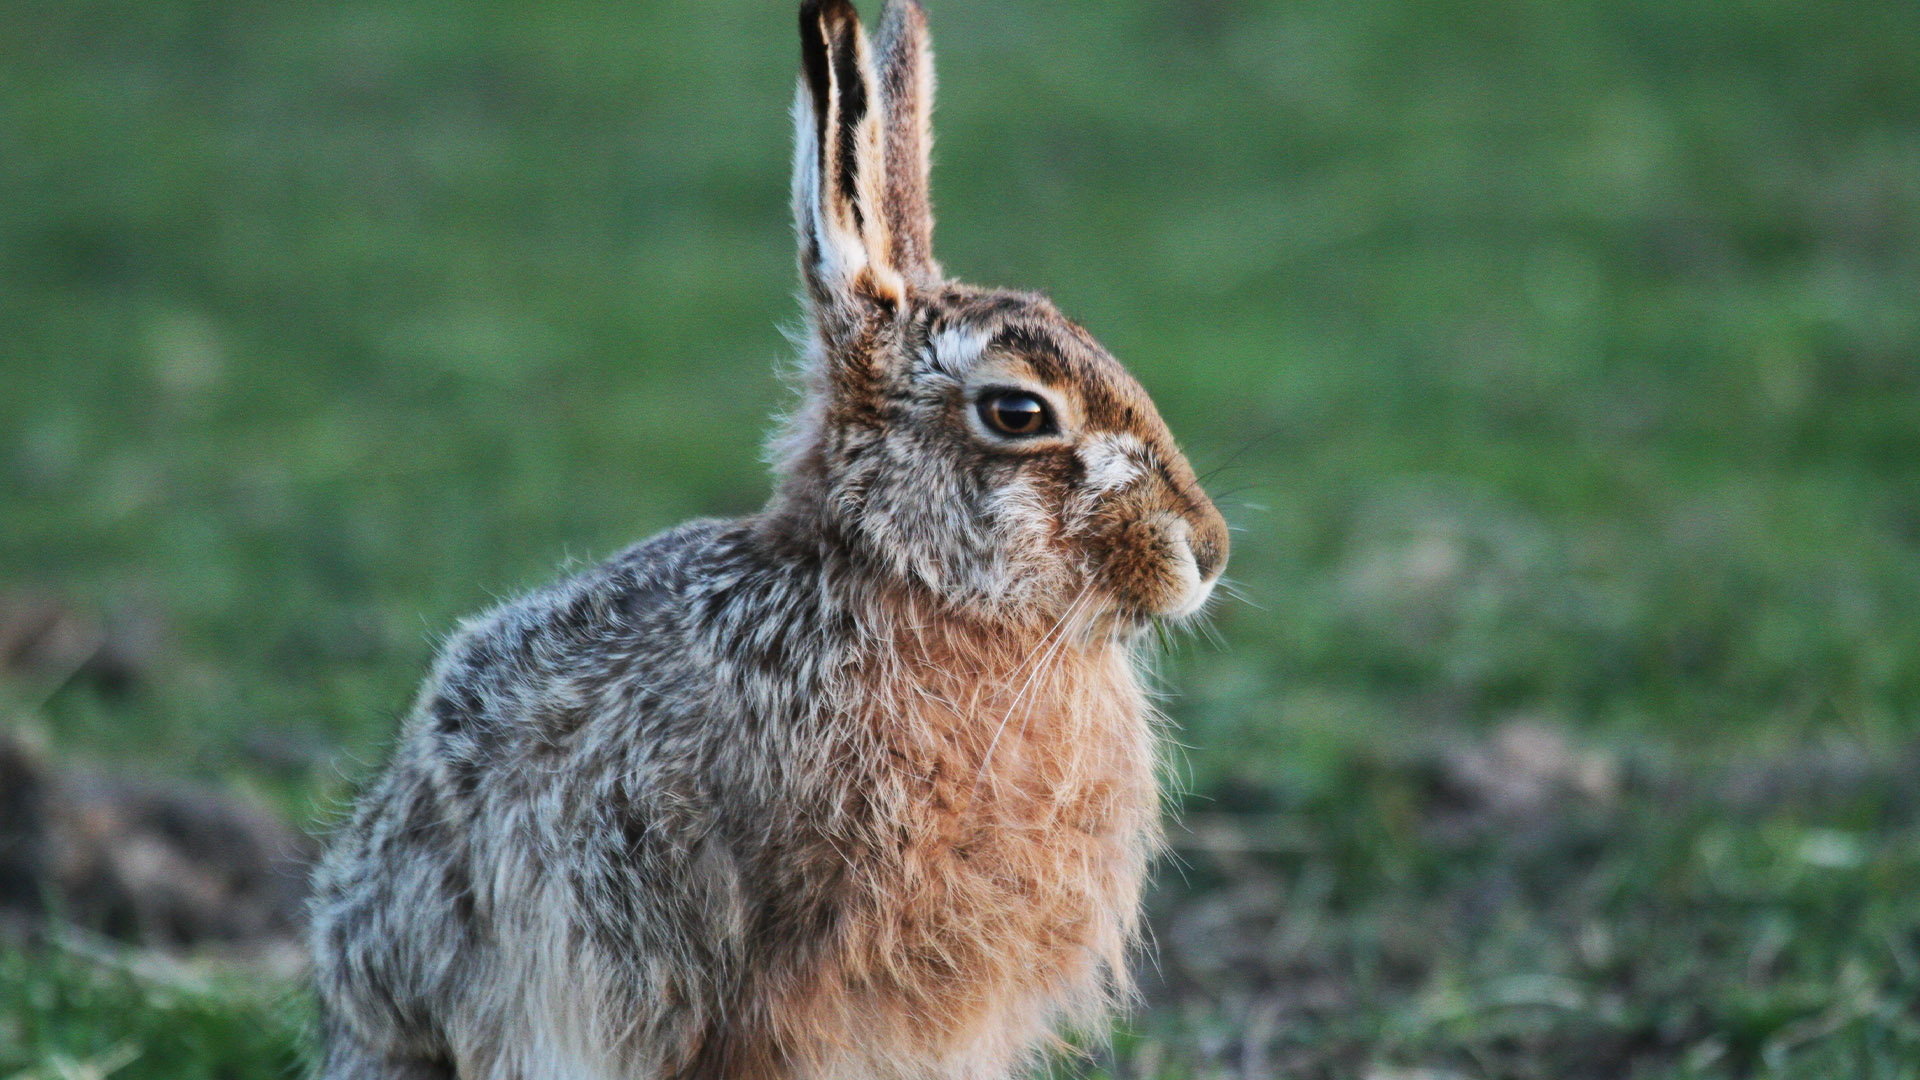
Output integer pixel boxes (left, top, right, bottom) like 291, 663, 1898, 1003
977, 390, 1055, 438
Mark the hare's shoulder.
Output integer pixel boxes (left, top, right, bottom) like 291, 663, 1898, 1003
410, 518, 742, 758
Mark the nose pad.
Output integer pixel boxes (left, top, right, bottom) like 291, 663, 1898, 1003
1190, 536, 1224, 582
1180, 487, 1231, 585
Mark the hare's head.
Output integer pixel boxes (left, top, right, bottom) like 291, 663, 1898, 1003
769, 0, 1228, 631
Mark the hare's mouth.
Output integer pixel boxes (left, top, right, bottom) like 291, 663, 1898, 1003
1162, 571, 1219, 622
1154, 525, 1219, 622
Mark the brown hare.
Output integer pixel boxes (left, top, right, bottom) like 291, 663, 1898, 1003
308, 2, 1229, 1077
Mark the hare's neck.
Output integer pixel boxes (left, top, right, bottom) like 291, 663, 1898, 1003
857, 599, 1150, 753
729, 506, 1144, 710
757, 455, 842, 548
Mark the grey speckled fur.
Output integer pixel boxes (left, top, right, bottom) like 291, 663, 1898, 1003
313, 522, 867, 1076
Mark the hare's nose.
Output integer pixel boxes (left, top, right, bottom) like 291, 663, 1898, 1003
1189, 535, 1224, 581
1185, 500, 1230, 583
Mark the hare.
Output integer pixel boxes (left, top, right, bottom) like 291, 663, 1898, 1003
308, 2, 1228, 1078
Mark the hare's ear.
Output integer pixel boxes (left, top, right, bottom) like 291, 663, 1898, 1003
872, 0, 939, 285
795, 0, 903, 315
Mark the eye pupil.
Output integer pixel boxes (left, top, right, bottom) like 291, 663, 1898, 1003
981, 392, 1050, 436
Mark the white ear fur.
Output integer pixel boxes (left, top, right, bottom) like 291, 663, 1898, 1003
791, 86, 870, 294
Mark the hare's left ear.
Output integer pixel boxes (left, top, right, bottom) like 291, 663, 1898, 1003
795, 0, 903, 314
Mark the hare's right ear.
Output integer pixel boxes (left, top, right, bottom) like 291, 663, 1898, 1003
871, 0, 939, 285
795, 0, 904, 319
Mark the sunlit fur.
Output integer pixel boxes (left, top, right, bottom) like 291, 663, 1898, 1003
308, 3, 1228, 1078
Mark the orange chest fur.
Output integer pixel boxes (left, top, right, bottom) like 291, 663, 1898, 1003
880, 650, 1156, 858
809, 640, 1159, 1047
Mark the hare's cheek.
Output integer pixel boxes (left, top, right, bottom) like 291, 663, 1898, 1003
985, 475, 1060, 557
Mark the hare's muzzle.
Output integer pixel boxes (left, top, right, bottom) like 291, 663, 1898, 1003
1087, 474, 1229, 623
1161, 497, 1230, 621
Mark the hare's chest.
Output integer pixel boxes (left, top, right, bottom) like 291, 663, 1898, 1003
893, 648, 1156, 857
888, 686, 1156, 865
827, 657, 1159, 1040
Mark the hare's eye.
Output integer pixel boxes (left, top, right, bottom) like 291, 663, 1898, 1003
978, 391, 1055, 438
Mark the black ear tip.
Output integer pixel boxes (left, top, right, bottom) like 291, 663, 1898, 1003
803, 0, 861, 28
799, 0, 864, 114
800, 0, 864, 53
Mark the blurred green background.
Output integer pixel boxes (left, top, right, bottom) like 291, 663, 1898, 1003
3, 0, 1918, 1076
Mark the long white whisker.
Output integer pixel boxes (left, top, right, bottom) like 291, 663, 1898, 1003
1211, 576, 1261, 612
973, 583, 1097, 787
995, 583, 1089, 709
975, 599, 1079, 778
1004, 591, 1103, 779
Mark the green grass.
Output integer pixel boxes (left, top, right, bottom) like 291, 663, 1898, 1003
3, 0, 1918, 1075
1112, 746, 1920, 1078
0, 945, 305, 1080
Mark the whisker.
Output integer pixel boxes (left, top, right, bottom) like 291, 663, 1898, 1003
1196, 423, 1292, 485
973, 583, 1096, 786
1205, 482, 1281, 502
1003, 589, 1105, 770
